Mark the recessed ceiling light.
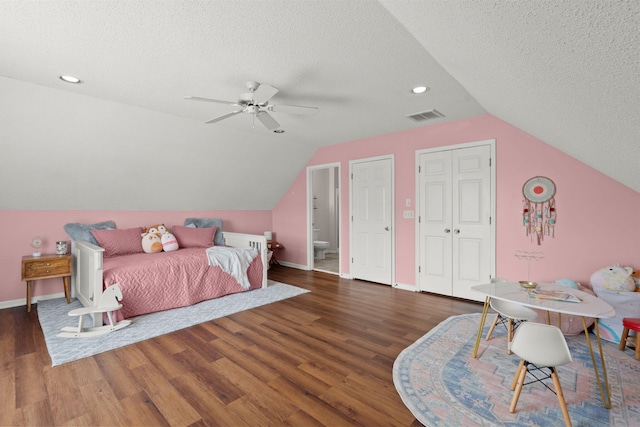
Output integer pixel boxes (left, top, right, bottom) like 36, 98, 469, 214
273, 129, 285, 133
59, 75, 83, 84
412, 86, 428, 94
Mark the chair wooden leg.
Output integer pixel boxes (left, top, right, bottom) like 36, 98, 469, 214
635, 333, 640, 360
509, 363, 527, 413
551, 367, 572, 427
507, 319, 514, 354
486, 314, 499, 341
510, 359, 524, 391
619, 327, 629, 351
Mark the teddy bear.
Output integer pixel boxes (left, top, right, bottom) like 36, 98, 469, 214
142, 224, 179, 252
144, 224, 168, 237
141, 232, 163, 253
141, 224, 169, 253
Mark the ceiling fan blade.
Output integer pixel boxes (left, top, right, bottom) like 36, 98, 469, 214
252, 84, 279, 104
256, 111, 280, 130
269, 104, 319, 115
185, 96, 238, 106
205, 110, 243, 124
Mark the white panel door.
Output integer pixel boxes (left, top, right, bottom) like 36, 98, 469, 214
419, 150, 453, 295
452, 146, 492, 300
350, 157, 393, 285
418, 144, 492, 301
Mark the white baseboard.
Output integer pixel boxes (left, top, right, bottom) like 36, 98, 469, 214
393, 282, 420, 292
0, 292, 67, 310
277, 261, 309, 270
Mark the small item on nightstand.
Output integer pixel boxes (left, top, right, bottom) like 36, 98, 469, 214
30, 236, 42, 257
56, 241, 68, 255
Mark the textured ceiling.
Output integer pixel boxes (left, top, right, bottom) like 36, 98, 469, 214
0, 1, 637, 210
381, 0, 640, 193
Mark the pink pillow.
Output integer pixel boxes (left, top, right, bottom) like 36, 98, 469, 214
173, 225, 216, 248
90, 227, 144, 258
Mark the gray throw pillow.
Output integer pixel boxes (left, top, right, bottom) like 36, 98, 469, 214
184, 218, 224, 246
63, 220, 116, 245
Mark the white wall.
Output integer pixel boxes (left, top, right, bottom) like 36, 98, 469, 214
0, 77, 311, 210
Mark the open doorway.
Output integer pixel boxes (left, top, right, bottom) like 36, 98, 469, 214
307, 163, 340, 274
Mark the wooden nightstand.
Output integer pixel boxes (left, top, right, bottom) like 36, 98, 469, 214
267, 241, 284, 266
21, 254, 72, 312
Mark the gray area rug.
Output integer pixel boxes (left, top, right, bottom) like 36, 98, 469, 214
38, 281, 309, 366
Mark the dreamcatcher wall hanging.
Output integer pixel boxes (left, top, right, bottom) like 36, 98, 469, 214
522, 176, 556, 245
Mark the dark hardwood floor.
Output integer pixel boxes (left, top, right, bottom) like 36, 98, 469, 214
1, 266, 483, 426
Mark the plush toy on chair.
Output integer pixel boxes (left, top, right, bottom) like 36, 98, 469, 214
590, 264, 640, 343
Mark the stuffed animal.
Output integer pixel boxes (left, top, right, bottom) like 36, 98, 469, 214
590, 264, 635, 292
141, 232, 163, 253
553, 278, 579, 290
632, 270, 640, 292
161, 232, 179, 252
144, 224, 168, 237
590, 263, 640, 343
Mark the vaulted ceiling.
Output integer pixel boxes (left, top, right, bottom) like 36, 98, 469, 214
1, 1, 637, 210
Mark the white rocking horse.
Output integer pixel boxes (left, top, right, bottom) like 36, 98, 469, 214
58, 284, 131, 338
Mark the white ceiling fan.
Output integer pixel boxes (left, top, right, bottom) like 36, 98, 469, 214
185, 81, 318, 130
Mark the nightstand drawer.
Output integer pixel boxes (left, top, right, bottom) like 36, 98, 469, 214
22, 258, 70, 279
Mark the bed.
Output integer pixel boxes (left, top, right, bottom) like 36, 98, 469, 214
70, 231, 268, 326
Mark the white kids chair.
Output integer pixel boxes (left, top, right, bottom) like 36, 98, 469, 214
485, 277, 538, 354
509, 322, 573, 427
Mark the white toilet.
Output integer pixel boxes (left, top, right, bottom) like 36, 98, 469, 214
313, 229, 330, 259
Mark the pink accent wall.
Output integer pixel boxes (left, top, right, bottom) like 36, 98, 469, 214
0, 210, 271, 305
273, 114, 640, 286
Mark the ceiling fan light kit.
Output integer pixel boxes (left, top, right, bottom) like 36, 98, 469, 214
185, 81, 318, 131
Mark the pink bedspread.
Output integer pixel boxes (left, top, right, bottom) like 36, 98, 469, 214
102, 248, 262, 319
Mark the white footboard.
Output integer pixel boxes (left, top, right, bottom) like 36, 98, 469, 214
70, 240, 105, 326
71, 232, 269, 326
222, 231, 269, 288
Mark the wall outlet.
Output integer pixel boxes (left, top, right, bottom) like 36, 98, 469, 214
403, 210, 414, 219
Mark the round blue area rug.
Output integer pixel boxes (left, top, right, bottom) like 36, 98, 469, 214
393, 313, 640, 426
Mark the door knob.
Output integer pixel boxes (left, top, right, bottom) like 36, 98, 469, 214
385, 226, 390, 231
454, 229, 460, 234
444, 228, 451, 233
